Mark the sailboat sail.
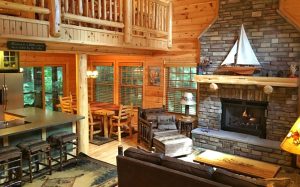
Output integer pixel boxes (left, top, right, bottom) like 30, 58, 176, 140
221, 41, 237, 66
221, 24, 260, 66
236, 25, 260, 66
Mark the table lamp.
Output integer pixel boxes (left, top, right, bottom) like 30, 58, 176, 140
280, 117, 300, 167
180, 92, 196, 117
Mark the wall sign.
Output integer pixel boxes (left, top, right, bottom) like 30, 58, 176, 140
7, 41, 46, 51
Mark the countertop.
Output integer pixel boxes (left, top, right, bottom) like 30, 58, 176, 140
0, 107, 84, 137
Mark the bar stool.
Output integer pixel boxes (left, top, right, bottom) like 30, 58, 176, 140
17, 139, 52, 183
0, 146, 22, 187
47, 132, 78, 170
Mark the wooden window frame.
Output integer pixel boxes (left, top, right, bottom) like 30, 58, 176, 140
165, 66, 197, 115
119, 64, 143, 107
93, 64, 114, 103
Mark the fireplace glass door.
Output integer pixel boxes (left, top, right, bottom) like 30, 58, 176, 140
221, 98, 267, 138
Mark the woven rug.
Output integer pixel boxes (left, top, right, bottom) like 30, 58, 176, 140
24, 153, 118, 187
90, 135, 115, 146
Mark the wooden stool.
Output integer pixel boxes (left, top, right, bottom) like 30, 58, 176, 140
17, 140, 52, 183
0, 146, 22, 187
47, 132, 78, 170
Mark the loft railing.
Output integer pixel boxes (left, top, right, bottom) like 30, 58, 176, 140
0, 0, 172, 48
132, 0, 172, 47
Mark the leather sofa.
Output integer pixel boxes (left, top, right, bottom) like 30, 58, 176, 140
117, 148, 291, 187
137, 107, 178, 150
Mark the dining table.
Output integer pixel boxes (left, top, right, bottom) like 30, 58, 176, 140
71, 102, 120, 138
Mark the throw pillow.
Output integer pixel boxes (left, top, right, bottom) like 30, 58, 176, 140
161, 156, 215, 180
124, 147, 164, 165
157, 123, 177, 130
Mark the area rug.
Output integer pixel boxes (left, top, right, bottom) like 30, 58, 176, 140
24, 153, 118, 187
90, 135, 115, 146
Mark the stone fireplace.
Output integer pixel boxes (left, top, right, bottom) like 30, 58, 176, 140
221, 98, 267, 138
192, 0, 300, 166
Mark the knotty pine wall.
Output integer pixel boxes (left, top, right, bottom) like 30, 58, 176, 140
15, 0, 300, 110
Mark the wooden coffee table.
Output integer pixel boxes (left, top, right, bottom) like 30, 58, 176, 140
194, 150, 280, 178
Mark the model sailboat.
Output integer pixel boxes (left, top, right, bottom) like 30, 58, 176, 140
217, 24, 261, 75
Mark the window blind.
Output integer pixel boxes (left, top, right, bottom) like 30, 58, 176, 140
166, 67, 197, 115
94, 66, 114, 103
119, 66, 143, 107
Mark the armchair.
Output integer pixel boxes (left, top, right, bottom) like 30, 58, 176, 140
138, 107, 178, 150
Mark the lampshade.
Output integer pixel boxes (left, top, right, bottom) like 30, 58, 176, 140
180, 92, 196, 106
280, 117, 300, 154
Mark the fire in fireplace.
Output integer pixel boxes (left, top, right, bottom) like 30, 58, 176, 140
221, 98, 268, 138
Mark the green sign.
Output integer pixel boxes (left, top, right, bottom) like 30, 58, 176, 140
7, 41, 46, 51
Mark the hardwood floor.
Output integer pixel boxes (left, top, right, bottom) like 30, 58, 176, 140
88, 133, 140, 165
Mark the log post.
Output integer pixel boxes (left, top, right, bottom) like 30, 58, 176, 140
76, 54, 89, 154
48, 0, 61, 37
124, 0, 132, 43
167, 1, 172, 48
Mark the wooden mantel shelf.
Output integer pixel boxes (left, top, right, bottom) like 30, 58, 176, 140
193, 75, 298, 87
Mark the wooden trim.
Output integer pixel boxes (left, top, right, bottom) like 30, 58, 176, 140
133, 25, 168, 36
277, 9, 300, 32
164, 62, 197, 67
194, 75, 299, 87
62, 13, 125, 28
0, 14, 49, 24
0, 0, 50, 14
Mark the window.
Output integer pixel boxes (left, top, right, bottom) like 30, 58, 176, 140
23, 66, 64, 111
120, 66, 143, 107
23, 67, 43, 108
166, 67, 197, 115
94, 66, 114, 103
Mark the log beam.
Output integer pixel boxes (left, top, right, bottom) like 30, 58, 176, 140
76, 53, 89, 154
124, 0, 132, 43
0, 0, 50, 14
167, 1, 172, 48
48, 0, 61, 37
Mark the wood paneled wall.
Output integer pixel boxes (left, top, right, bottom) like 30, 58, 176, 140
279, 0, 300, 30
16, 0, 300, 110
154, 0, 218, 64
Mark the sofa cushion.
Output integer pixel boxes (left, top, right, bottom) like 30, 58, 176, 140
124, 147, 164, 165
157, 115, 177, 130
161, 156, 214, 180
212, 168, 291, 187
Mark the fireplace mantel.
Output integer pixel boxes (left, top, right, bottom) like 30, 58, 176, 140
194, 75, 298, 87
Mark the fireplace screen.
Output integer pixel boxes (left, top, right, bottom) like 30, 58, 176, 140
221, 98, 267, 138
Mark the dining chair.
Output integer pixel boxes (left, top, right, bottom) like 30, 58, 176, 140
59, 95, 73, 114
88, 105, 103, 142
109, 104, 132, 142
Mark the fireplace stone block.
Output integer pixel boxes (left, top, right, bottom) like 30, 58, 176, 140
192, 128, 292, 166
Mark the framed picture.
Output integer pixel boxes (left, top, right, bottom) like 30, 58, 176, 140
148, 66, 160, 86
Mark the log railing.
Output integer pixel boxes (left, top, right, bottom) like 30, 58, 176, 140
0, 0, 172, 48
61, 0, 124, 29
132, 0, 172, 47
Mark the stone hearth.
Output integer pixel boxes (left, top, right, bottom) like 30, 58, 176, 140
193, 0, 300, 167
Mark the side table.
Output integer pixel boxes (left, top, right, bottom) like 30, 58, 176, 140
178, 117, 195, 138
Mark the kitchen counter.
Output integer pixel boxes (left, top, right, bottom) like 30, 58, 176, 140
0, 107, 84, 137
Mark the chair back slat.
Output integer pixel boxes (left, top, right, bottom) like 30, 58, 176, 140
59, 95, 73, 114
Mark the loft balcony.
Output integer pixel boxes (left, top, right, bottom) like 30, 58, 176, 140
0, 0, 172, 52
